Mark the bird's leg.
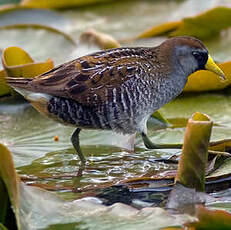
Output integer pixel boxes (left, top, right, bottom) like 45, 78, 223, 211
71, 128, 86, 164
141, 132, 182, 149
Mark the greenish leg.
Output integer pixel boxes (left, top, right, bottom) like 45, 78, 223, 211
71, 128, 86, 164
141, 132, 182, 149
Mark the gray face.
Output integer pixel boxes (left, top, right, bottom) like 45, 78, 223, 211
174, 45, 208, 76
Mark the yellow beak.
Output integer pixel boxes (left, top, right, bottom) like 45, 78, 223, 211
205, 55, 226, 81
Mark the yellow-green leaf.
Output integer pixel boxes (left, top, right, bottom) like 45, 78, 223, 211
0, 143, 20, 229
186, 205, 231, 230
133, 7, 231, 41
136, 21, 182, 39
0, 70, 10, 97
20, 0, 115, 9
0, 46, 54, 97
184, 61, 231, 92
171, 7, 231, 40
209, 139, 231, 152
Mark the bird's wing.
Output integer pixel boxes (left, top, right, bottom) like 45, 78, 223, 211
29, 47, 153, 106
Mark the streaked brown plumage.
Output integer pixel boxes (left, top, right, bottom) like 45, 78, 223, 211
7, 36, 225, 164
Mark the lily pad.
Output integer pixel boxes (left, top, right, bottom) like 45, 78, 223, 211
171, 7, 231, 40
0, 46, 54, 96
0, 6, 71, 32
0, 24, 77, 69
20, 0, 116, 9
0, 142, 196, 230
135, 6, 231, 41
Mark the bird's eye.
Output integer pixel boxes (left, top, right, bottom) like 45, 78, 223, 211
192, 51, 208, 69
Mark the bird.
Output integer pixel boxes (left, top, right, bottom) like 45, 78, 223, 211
6, 36, 225, 165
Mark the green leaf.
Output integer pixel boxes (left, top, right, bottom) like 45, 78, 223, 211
0, 223, 9, 230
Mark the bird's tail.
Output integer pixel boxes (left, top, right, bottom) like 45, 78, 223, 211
5, 77, 52, 116
6, 77, 33, 90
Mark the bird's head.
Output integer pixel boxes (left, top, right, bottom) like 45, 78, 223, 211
159, 36, 225, 81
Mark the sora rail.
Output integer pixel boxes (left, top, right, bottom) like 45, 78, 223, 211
7, 36, 225, 164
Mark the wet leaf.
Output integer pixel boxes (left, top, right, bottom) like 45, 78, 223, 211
184, 62, 231, 92
186, 205, 231, 230
207, 158, 231, 178
166, 183, 209, 215
175, 112, 212, 192
0, 142, 194, 230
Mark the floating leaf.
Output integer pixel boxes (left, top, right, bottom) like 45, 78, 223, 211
175, 112, 212, 192
184, 62, 231, 92
134, 7, 231, 41
0, 24, 77, 69
0, 6, 71, 32
171, 7, 231, 40
209, 139, 231, 152
136, 21, 182, 40
0, 46, 54, 96
20, 0, 115, 9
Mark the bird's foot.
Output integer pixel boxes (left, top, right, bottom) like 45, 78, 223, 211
141, 132, 182, 149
